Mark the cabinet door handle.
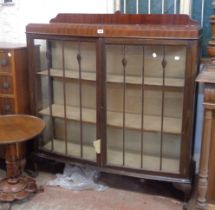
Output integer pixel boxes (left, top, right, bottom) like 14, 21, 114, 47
0, 58, 8, 67
2, 81, 10, 89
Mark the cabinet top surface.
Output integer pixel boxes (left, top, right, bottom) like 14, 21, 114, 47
0, 42, 26, 50
0, 114, 45, 144
26, 14, 201, 39
196, 65, 215, 84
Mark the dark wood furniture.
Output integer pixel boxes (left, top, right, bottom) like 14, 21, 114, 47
0, 114, 45, 206
26, 14, 201, 188
196, 65, 215, 210
0, 43, 29, 115
0, 43, 29, 162
195, 1, 215, 209
208, 0, 215, 64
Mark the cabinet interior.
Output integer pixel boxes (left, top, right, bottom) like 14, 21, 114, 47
33, 38, 186, 174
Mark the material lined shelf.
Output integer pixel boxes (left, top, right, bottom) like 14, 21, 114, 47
43, 139, 179, 174
39, 104, 182, 134
43, 139, 96, 161
37, 69, 184, 87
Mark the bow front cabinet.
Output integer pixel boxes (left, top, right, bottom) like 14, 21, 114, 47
26, 14, 201, 185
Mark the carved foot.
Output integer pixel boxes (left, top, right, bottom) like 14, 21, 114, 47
0, 176, 42, 202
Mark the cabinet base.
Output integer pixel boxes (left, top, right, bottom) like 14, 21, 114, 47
31, 151, 194, 184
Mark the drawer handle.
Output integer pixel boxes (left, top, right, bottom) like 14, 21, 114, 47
0, 58, 8, 67
2, 81, 10, 89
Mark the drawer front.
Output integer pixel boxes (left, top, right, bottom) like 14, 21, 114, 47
0, 76, 13, 94
0, 51, 12, 73
0, 98, 15, 114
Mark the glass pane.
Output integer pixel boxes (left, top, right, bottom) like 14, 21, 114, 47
33, 39, 52, 150
106, 81, 124, 166
106, 44, 143, 167
138, 0, 148, 14
160, 46, 186, 173
162, 90, 184, 172
106, 44, 163, 170
151, 0, 162, 14
124, 86, 142, 168
106, 44, 184, 174
65, 81, 81, 158
33, 39, 97, 161
123, 0, 180, 14
142, 90, 162, 171
164, 0, 176, 14
165, 46, 186, 87
79, 42, 97, 161
106, 44, 123, 166
144, 45, 163, 85
126, 0, 136, 13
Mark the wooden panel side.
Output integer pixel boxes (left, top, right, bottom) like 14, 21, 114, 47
26, 23, 201, 40
208, 112, 215, 203
13, 48, 29, 114
50, 14, 198, 25
180, 41, 198, 177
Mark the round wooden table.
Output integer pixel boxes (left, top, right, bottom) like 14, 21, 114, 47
0, 114, 45, 204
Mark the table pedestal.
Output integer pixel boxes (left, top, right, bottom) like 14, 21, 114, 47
0, 114, 45, 210
0, 143, 42, 204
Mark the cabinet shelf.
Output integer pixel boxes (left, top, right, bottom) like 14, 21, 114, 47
37, 69, 184, 88
39, 104, 182, 134
43, 139, 96, 161
37, 69, 96, 82
43, 139, 179, 173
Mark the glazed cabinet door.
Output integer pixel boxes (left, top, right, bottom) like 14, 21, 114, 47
30, 38, 98, 162
104, 41, 190, 175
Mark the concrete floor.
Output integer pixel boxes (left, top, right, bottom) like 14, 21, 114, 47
0, 169, 184, 210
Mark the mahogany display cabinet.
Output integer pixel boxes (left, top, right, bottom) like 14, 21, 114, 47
26, 14, 201, 185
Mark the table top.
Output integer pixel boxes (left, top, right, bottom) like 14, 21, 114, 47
0, 114, 45, 144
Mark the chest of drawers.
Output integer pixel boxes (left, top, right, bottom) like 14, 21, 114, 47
0, 43, 29, 115
0, 43, 29, 160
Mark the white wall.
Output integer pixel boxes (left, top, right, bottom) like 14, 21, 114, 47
0, 0, 114, 44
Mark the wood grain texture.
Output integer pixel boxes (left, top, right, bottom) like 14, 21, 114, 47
0, 114, 45, 144
26, 22, 201, 39
50, 14, 198, 25
0, 114, 45, 203
207, 0, 215, 62
26, 14, 201, 39
195, 0, 215, 205
196, 66, 215, 208
208, 112, 215, 203
0, 44, 30, 161
0, 45, 29, 114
